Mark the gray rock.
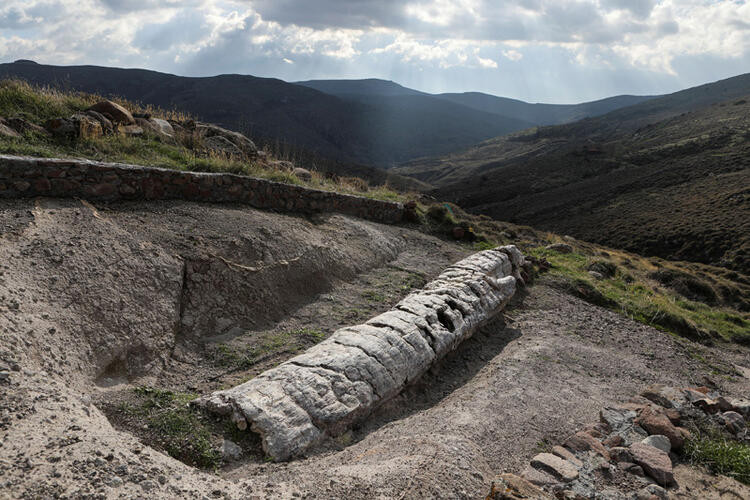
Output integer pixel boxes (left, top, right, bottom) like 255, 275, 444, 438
194, 122, 257, 156
637, 484, 668, 499
293, 168, 312, 181
196, 248, 523, 461
107, 476, 123, 487
140, 479, 157, 491
641, 435, 671, 453
222, 439, 243, 461
530, 453, 579, 482
719, 411, 746, 434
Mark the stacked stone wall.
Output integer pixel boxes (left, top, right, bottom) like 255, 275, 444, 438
0, 155, 403, 224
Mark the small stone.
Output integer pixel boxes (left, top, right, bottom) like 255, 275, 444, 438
140, 479, 157, 491
222, 439, 243, 461
629, 442, 675, 486
625, 463, 645, 477
641, 385, 688, 409
641, 435, 671, 453
530, 453, 579, 482
719, 411, 746, 434
564, 431, 610, 461
693, 398, 721, 414
0, 371, 9, 382
609, 447, 633, 463
521, 465, 560, 487
551, 446, 583, 467
637, 484, 668, 500
487, 473, 553, 499
602, 434, 624, 448
588, 271, 604, 280
107, 476, 123, 487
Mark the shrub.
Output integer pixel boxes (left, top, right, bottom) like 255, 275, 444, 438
650, 268, 718, 305
684, 420, 750, 484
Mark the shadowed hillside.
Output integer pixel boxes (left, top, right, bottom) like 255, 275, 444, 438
395, 74, 750, 273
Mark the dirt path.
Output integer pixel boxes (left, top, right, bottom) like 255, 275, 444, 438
1, 197, 748, 499
217, 283, 749, 498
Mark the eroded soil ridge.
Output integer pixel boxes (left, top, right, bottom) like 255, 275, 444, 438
197, 246, 527, 461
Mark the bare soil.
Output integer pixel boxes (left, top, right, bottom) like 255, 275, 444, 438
1, 197, 748, 499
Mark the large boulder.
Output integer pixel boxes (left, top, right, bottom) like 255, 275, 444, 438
87, 100, 135, 125
149, 118, 175, 139
194, 122, 257, 157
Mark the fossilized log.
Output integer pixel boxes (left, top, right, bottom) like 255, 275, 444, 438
196, 246, 526, 461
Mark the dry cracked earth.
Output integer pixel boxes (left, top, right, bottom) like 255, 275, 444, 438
1, 197, 749, 499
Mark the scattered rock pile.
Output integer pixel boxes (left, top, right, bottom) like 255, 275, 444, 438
488, 384, 750, 499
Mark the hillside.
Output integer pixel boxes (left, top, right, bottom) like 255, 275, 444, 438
395, 74, 750, 273
0, 61, 528, 167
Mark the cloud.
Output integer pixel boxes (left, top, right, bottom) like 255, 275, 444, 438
0, 0, 747, 102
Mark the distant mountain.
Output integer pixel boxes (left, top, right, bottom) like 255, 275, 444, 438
297, 78, 657, 126
296, 78, 426, 97
0, 62, 528, 168
436, 93, 656, 126
395, 73, 750, 272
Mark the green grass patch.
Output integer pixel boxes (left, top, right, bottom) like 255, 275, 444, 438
130, 387, 220, 469
361, 290, 388, 302
684, 420, 750, 484
210, 328, 327, 370
529, 246, 749, 343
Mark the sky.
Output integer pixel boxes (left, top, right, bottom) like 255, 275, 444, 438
0, 0, 748, 103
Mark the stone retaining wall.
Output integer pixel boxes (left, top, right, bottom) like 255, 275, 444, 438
196, 246, 527, 461
0, 155, 404, 224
